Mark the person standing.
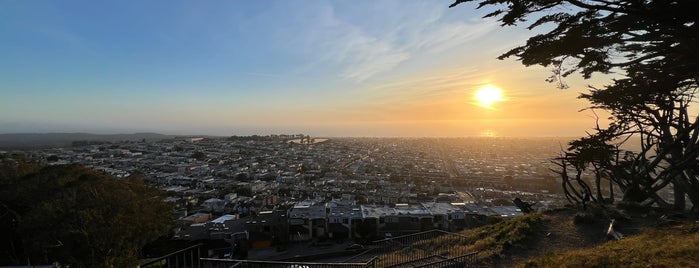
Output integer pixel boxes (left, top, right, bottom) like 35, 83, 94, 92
582, 190, 591, 211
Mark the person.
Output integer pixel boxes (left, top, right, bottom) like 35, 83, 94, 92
582, 190, 591, 211
606, 219, 623, 240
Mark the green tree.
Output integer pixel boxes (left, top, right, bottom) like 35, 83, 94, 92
451, 0, 699, 211
0, 163, 173, 267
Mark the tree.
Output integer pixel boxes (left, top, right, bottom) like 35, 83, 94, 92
450, 0, 699, 211
0, 154, 40, 265
46, 155, 60, 162
0, 163, 173, 267
190, 151, 207, 161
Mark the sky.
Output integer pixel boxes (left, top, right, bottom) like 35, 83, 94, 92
1, 0, 610, 137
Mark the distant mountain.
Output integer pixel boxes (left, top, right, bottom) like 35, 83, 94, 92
0, 132, 173, 149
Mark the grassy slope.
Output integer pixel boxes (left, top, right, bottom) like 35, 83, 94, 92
518, 222, 699, 268
461, 213, 545, 260
406, 206, 699, 268
373, 214, 545, 267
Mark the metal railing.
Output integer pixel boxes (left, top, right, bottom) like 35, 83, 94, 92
371, 230, 477, 268
200, 258, 377, 268
408, 252, 479, 268
139, 243, 203, 268
142, 230, 478, 268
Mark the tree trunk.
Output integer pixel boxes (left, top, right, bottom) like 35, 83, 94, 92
595, 172, 603, 203
608, 176, 614, 203
673, 177, 686, 211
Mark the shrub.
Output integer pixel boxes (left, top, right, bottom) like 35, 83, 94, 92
573, 212, 595, 225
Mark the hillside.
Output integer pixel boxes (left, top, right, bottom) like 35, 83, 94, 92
466, 205, 699, 267
519, 221, 699, 267
0, 132, 172, 149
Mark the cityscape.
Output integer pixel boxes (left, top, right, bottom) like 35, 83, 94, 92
2, 0, 698, 267
4, 135, 570, 259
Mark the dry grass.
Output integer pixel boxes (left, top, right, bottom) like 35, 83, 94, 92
376, 206, 698, 268
374, 213, 545, 266
460, 213, 546, 259
518, 222, 699, 268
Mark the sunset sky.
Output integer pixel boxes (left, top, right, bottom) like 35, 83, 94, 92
1, 0, 611, 137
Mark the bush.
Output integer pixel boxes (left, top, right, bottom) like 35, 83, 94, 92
573, 212, 596, 225
615, 201, 647, 213
487, 216, 505, 225
588, 205, 630, 222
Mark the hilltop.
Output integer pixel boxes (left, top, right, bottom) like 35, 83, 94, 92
465, 205, 699, 267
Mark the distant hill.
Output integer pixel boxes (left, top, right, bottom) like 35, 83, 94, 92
0, 132, 172, 149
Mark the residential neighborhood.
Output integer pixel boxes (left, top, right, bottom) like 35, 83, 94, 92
7, 135, 569, 258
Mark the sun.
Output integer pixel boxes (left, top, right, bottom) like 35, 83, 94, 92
475, 85, 504, 108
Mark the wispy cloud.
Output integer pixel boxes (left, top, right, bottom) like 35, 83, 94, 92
361, 67, 494, 104
274, 2, 408, 82
337, 35, 409, 81
413, 20, 499, 53
273, 1, 498, 82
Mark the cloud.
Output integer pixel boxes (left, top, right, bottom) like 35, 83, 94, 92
276, 1, 499, 82
276, 2, 408, 82
414, 20, 499, 53
360, 67, 494, 105
337, 35, 409, 81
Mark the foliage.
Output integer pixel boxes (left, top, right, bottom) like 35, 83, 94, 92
450, 0, 699, 211
575, 203, 632, 225
518, 222, 699, 267
0, 154, 41, 265
573, 212, 595, 225
0, 162, 173, 267
0, 154, 39, 183
451, 0, 698, 86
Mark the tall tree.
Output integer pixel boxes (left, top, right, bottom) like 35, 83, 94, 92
450, 0, 699, 211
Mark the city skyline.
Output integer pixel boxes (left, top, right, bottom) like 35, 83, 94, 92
1, 0, 611, 137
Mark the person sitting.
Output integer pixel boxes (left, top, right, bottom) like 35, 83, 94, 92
606, 219, 623, 240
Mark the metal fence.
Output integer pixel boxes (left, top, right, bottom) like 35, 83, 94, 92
371, 230, 477, 268
139, 243, 203, 268
141, 230, 478, 268
200, 258, 377, 268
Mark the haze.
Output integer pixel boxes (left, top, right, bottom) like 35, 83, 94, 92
1, 1, 607, 137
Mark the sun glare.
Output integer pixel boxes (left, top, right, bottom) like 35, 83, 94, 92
475, 85, 504, 108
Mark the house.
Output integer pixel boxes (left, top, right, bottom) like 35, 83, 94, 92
179, 212, 211, 226
224, 193, 238, 202
358, 205, 393, 239
203, 198, 226, 213
327, 202, 362, 240
287, 200, 327, 242
245, 210, 288, 248
360, 203, 434, 238
207, 214, 246, 241
423, 202, 466, 231
387, 203, 433, 235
